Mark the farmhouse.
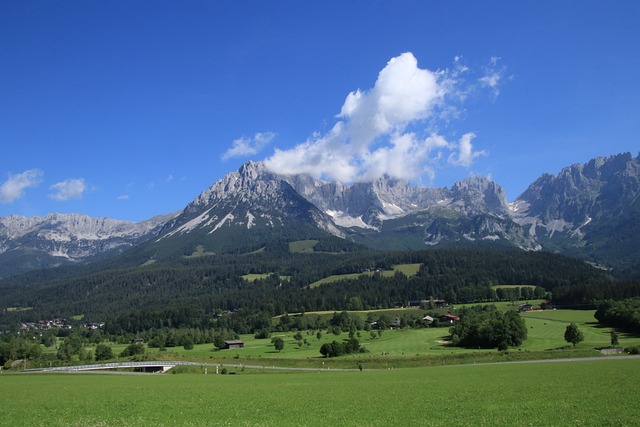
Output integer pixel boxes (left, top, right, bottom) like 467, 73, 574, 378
223, 340, 245, 350
439, 314, 460, 324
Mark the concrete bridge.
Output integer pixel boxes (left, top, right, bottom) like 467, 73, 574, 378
18, 355, 640, 375
23, 361, 200, 374
21, 360, 360, 374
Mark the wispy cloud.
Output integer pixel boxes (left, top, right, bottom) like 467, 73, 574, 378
0, 169, 43, 203
264, 52, 491, 183
49, 178, 87, 201
448, 133, 487, 167
479, 56, 506, 100
222, 132, 277, 161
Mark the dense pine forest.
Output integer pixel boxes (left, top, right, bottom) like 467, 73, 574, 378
0, 245, 624, 332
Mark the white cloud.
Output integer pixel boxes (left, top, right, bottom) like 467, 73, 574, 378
117, 194, 130, 201
264, 52, 490, 183
222, 132, 277, 161
448, 133, 487, 167
0, 169, 43, 203
479, 56, 505, 99
336, 52, 444, 150
49, 178, 87, 201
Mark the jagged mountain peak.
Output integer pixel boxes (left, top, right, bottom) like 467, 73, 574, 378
236, 160, 267, 180
0, 212, 176, 277
516, 152, 639, 212
156, 161, 341, 250
189, 161, 277, 207
510, 152, 640, 269
451, 175, 509, 215
1, 152, 638, 278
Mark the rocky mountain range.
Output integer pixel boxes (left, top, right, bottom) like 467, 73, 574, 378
1, 152, 638, 278
0, 213, 176, 278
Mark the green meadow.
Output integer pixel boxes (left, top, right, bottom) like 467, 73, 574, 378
309, 263, 422, 287
2, 358, 639, 426
288, 239, 320, 253
241, 273, 291, 282
491, 284, 536, 290
53, 307, 640, 372
12, 308, 640, 425
242, 262, 422, 287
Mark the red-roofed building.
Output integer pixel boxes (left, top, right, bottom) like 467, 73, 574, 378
439, 314, 460, 324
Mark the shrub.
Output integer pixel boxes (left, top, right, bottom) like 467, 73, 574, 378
254, 329, 271, 339
119, 343, 144, 358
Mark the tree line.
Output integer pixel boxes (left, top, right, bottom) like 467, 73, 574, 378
594, 298, 640, 334
0, 247, 627, 331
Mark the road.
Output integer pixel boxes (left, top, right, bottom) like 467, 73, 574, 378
17, 354, 640, 375
19, 360, 361, 374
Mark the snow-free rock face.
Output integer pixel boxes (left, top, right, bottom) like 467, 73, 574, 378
450, 175, 510, 216
513, 152, 640, 237
510, 152, 640, 274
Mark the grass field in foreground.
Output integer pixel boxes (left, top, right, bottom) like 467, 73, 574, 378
2, 358, 639, 426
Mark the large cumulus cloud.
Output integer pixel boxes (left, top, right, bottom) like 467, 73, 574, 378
261, 52, 492, 182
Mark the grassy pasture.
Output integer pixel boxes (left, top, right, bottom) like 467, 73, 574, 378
241, 273, 271, 281
2, 358, 639, 426
491, 284, 536, 290
288, 239, 319, 253
184, 245, 215, 258
77, 308, 636, 367
5, 306, 32, 312
456, 299, 545, 311
309, 263, 421, 287
241, 273, 292, 282
521, 308, 598, 324
39, 308, 639, 371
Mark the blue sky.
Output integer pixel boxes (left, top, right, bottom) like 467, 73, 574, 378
1, 1, 639, 222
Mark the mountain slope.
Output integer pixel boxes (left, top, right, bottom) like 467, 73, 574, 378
0, 213, 176, 278
512, 152, 640, 272
0, 152, 638, 278
146, 162, 343, 259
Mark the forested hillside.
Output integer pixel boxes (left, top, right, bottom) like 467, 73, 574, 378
0, 247, 615, 329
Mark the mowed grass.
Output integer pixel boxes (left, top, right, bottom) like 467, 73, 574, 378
519, 309, 629, 351
68, 308, 637, 365
2, 358, 639, 426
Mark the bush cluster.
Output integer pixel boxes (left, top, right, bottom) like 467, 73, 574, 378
319, 337, 363, 357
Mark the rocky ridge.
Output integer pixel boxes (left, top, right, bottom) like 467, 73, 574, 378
1, 152, 638, 277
